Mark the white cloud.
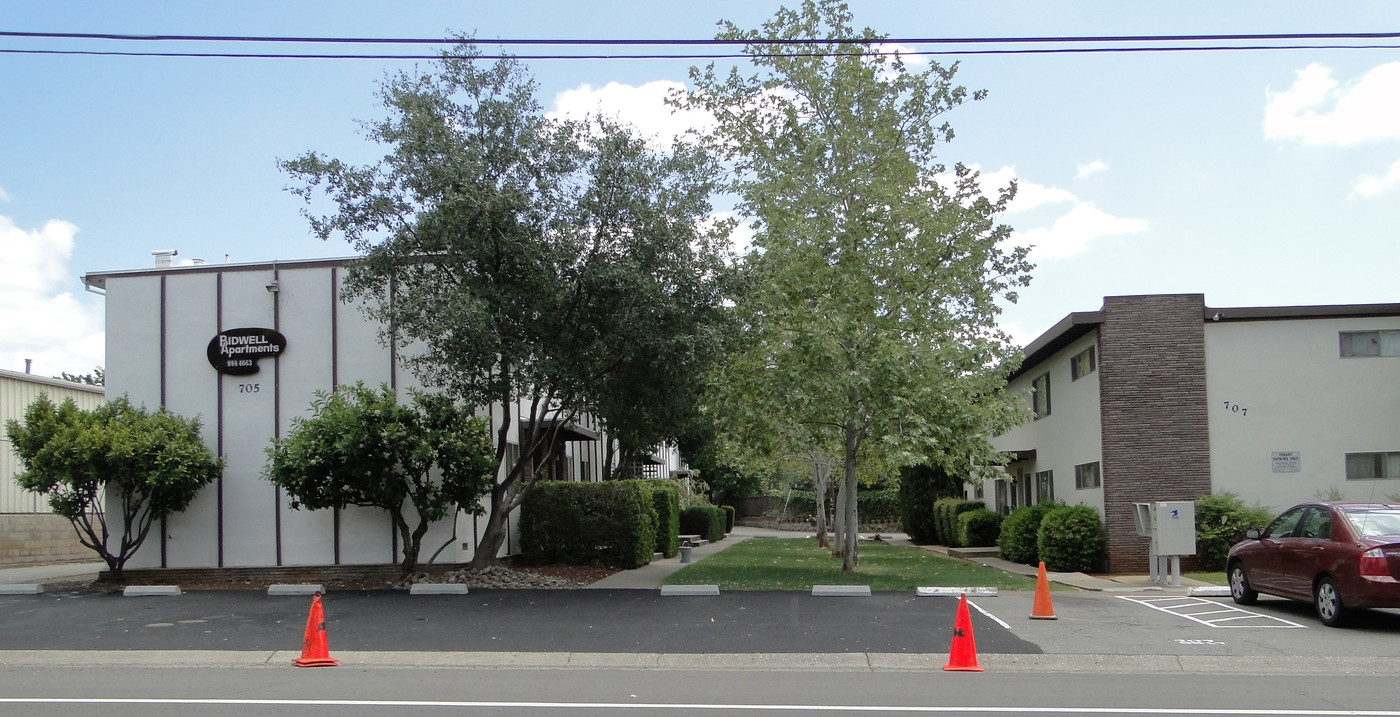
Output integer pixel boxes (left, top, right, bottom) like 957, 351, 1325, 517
0, 214, 105, 377
1265, 62, 1400, 145
1014, 202, 1149, 259
1353, 158, 1400, 197
549, 80, 716, 147
973, 165, 1075, 214
1076, 160, 1107, 179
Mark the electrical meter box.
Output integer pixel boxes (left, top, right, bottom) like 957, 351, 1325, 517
1152, 501, 1196, 556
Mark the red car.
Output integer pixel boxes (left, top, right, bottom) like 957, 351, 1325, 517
1227, 501, 1400, 626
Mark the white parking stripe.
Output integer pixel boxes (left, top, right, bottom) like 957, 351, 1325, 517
1117, 595, 1307, 629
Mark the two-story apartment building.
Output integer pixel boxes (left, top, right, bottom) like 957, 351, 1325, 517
984, 294, 1400, 572
79, 255, 684, 571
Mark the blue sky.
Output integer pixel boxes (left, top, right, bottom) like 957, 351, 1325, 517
3, 1, 1398, 377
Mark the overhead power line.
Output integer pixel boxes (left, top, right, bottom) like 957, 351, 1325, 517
1, 30, 1396, 60
2, 30, 1399, 45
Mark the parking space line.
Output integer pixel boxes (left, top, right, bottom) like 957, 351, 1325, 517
1117, 595, 1308, 629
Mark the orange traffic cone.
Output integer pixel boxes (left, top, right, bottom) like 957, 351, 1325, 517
293, 593, 339, 668
1030, 561, 1057, 620
943, 593, 983, 672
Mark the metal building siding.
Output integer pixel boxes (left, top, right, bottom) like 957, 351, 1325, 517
0, 370, 105, 513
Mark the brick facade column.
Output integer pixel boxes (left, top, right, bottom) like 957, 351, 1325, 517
1098, 295, 1211, 572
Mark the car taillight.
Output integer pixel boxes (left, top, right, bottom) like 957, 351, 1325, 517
1359, 547, 1389, 577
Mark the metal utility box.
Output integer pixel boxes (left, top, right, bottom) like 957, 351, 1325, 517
1132, 500, 1196, 586
1153, 501, 1197, 557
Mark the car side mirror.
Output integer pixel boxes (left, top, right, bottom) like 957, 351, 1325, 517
1246, 529, 1260, 539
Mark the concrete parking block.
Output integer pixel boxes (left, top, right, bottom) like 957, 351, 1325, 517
811, 585, 871, 597
0, 584, 43, 595
123, 586, 182, 596
267, 584, 324, 596
1188, 586, 1232, 597
660, 584, 720, 596
409, 583, 468, 595
916, 586, 998, 597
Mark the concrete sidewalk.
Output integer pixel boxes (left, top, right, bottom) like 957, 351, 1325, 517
0, 561, 104, 585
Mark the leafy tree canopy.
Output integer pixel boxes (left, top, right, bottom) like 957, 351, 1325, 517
266, 383, 496, 575
6, 395, 220, 578
282, 43, 735, 568
683, 0, 1033, 569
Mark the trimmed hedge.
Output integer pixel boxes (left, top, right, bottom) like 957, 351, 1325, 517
958, 509, 1003, 547
647, 480, 681, 559
519, 480, 656, 569
897, 464, 961, 544
933, 497, 985, 547
1037, 504, 1105, 572
997, 502, 1059, 565
680, 506, 726, 543
721, 505, 736, 533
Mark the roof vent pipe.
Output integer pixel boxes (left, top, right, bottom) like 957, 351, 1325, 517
25, 358, 32, 374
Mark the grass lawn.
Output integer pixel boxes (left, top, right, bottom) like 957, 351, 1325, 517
1187, 572, 1227, 586
661, 537, 1042, 591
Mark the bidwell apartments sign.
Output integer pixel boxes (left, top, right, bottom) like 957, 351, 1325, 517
207, 328, 288, 375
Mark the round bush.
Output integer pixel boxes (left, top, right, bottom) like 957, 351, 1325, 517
1195, 493, 1275, 571
997, 502, 1058, 565
958, 509, 1003, 547
1036, 504, 1105, 572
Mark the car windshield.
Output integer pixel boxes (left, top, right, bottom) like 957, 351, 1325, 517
1344, 508, 1400, 537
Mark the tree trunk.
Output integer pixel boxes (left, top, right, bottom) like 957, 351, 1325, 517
842, 418, 860, 572
811, 455, 829, 549
831, 471, 846, 558
469, 468, 520, 570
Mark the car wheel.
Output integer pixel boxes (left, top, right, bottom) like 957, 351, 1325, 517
1228, 562, 1257, 605
1314, 576, 1347, 627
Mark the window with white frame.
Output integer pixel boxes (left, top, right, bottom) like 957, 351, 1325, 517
1070, 345, 1097, 380
1345, 452, 1400, 480
1340, 330, 1400, 358
1031, 373, 1051, 418
1035, 470, 1054, 503
1075, 461, 1101, 489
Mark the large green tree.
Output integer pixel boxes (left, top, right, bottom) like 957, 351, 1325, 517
266, 384, 496, 576
685, 0, 1032, 570
6, 395, 221, 579
282, 43, 732, 568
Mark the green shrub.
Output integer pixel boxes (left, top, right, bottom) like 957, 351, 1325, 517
857, 489, 900, 522
520, 480, 656, 568
1037, 504, 1104, 572
647, 480, 681, 558
680, 506, 726, 542
933, 498, 985, 547
1195, 492, 1275, 571
958, 509, 1003, 547
721, 505, 736, 532
786, 489, 817, 517
897, 464, 962, 543
998, 502, 1059, 565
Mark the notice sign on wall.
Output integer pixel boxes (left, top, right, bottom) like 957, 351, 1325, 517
1271, 451, 1301, 473
207, 328, 287, 375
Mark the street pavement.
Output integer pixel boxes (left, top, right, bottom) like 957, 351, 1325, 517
5, 527, 1400, 674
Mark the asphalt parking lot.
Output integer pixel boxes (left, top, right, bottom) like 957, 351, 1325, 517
3, 584, 1400, 663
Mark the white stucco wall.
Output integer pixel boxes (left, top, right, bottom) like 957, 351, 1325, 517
96, 258, 619, 570
1205, 316, 1400, 512
988, 330, 1104, 513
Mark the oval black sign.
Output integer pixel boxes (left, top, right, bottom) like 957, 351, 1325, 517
207, 328, 287, 375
